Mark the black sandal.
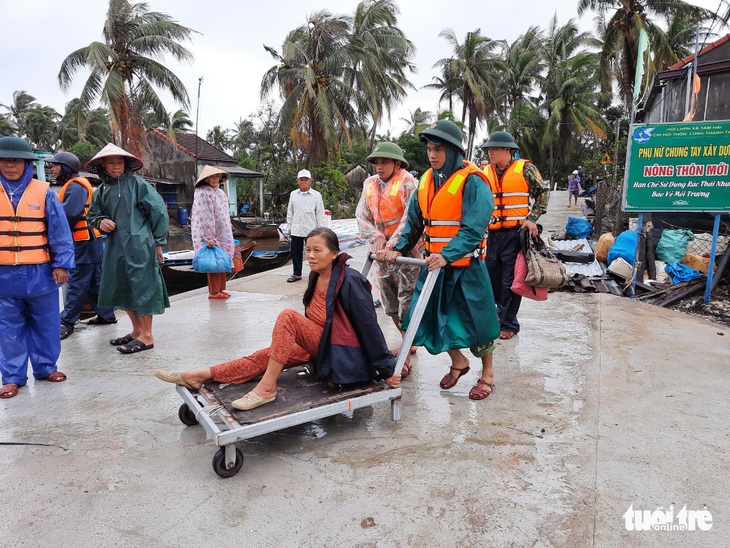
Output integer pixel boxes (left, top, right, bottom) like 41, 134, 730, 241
110, 334, 134, 346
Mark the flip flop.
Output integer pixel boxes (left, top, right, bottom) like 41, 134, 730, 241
287, 276, 302, 283
110, 334, 135, 346
0, 383, 19, 399
499, 331, 516, 340
41, 371, 67, 382
117, 339, 154, 354
208, 293, 230, 299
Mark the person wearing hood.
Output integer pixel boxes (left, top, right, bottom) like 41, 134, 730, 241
50, 151, 117, 340
480, 131, 549, 340
0, 137, 74, 399
383, 120, 501, 401
154, 228, 399, 410
191, 165, 235, 299
355, 142, 420, 377
86, 144, 170, 354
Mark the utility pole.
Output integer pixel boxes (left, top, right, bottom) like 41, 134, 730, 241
194, 76, 203, 176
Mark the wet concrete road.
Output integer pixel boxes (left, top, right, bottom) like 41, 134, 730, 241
1, 192, 727, 547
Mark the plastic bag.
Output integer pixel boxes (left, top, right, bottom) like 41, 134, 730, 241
655, 229, 694, 264
192, 244, 232, 273
607, 230, 640, 266
565, 216, 593, 239
511, 252, 548, 301
664, 262, 701, 284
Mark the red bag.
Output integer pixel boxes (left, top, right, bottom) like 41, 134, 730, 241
511, 251, 548, 301
231, 241, 244, 273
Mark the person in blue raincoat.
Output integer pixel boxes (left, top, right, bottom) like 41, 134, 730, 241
0, 137, 74, 399
86, 143, 170, 354
50, 151, 117, 340
383, 120, 501, 401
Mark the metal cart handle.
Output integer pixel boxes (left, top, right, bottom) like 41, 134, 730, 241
362, 253, 441, 382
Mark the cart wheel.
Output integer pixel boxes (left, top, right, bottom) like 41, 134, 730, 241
178, 403, 198, 426
212, 447, 244, 478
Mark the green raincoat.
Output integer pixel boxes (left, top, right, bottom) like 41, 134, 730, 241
88, 171, 170, 315
395, 153, 500, 354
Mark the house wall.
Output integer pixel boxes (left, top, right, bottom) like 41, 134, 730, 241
142, 133, 196, 209
644, 40, 730, 123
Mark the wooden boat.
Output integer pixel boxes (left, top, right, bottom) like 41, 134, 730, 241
230, 218, 282, 239
245, 250, 292, 273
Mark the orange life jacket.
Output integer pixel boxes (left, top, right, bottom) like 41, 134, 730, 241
363, 170, 408, 238
484, 159, 532, 230
57, 176, 101, 241
417, 161, 490, 267
0, 178, 51, 265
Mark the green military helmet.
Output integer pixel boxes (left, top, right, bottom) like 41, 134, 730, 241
0, 136, 38, 160
366, 141, 409, 170
418, 119, 465, 155
480, 130, 519, 150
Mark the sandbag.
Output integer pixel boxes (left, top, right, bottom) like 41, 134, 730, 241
594, 232, 615, 262
655, 229, 694, 264
607, 230, 640, 266
664, 262, 701, 284
565, 216, 593, 239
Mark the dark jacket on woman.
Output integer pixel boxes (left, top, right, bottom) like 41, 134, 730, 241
313, 254, 396, 384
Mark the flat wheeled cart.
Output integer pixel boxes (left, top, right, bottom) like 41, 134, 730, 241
173, 255, 438, 478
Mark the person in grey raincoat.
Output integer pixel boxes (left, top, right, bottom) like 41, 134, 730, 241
86, 144, 170, 354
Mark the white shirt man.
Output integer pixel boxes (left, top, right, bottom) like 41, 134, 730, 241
286, 169, 325, 281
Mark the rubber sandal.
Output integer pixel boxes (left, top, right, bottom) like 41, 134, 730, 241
208, 293, 230, 299
110, 334, 134, 346
499, 331, 516, 340
287, 276, 302, 283
220, 291, 231, 297
42, 371, 67, 383
469, 379, 495, 400
117, 339, 154, 354
88, 316, 117, 325
60, 325, 74, 340
439, 366, 470, 389
0, 383, 19, 399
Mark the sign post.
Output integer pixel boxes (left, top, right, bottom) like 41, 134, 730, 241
623, 121, 730, 301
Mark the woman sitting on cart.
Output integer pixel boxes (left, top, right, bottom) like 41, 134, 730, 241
155, 227, 400, 410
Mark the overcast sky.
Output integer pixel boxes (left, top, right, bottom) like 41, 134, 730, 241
0, 0, 724, 145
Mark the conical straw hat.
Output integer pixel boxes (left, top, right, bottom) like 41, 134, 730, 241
85, 143, 143, 174
196, 165, 230, 185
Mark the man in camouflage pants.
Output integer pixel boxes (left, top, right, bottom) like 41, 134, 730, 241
356, 142, 421, 376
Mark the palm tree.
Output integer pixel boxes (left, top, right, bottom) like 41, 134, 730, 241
497, 27, 544, 140
262, 10, 357, 164
58, 99, 113, 149
1, 90, 40, 136
539, 17, 604, 180
23, 106, 60, 150
58, 0, 196, 159
346, 0, 415, 145
431, 29, 502, 157
400, 107, 433, 136
206, 126, 232, 152
423, 62, 460, 115
577, 0, 713, 112
654, 11, 714, 70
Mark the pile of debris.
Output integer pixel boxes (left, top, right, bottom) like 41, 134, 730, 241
546, 221, 730, 327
